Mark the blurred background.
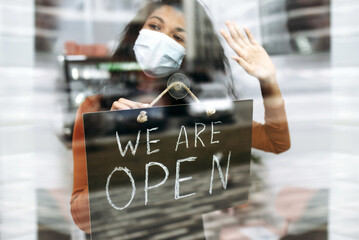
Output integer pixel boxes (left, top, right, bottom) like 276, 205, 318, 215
0, 0, 358, 239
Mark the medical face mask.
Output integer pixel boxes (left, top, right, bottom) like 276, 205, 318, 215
133, 29, 186, 78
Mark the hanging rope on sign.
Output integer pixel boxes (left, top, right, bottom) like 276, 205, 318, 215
137, 77, 216, 123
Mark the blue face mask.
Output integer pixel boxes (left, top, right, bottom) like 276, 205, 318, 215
133, 29, 186, 78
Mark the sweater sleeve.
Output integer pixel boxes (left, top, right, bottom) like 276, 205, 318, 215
252, 101, 291, 154
70, 96, 100, 233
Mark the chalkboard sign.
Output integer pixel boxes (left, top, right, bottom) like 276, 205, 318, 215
84, 100, 253, 239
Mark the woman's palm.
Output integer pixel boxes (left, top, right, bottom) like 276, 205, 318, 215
220, 22, 276, 82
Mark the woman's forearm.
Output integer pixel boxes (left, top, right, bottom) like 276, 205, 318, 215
259, 76, 284, 107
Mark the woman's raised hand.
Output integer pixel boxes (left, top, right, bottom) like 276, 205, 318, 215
110, 98, 149, 111
220, 21, 276, 84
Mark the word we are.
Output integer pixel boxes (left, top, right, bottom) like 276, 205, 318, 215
115, 121, 223, 157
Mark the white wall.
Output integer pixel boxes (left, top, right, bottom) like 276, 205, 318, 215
330, 1, 359, 239
0, 0, 37, 239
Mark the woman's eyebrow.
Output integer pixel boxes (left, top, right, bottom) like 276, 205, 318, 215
148, 16, 164, 23
176, 27, 186, 33
148, 16, 186, 33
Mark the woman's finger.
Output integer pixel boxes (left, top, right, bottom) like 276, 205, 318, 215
243, 27, 258, 45
118, 98, 148, 109
111, 98, 149, 111
232, 56, 253, 73
220, 29, 245, 57
234, 23, 250, 45
111, 101, 131, 111
225, 21, 246, 48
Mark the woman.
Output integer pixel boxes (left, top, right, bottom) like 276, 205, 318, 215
71, 0, 290, 233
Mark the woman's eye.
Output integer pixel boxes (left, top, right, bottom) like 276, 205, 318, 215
174, 35, 184, 43
149, 24, 161, 31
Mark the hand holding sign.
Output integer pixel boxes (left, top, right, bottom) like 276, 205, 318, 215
110, 98, 149, 111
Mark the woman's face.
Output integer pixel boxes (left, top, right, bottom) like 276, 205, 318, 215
142, 5, 186, 48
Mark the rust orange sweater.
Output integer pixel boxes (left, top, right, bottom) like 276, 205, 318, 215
70, 95, 290, 233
